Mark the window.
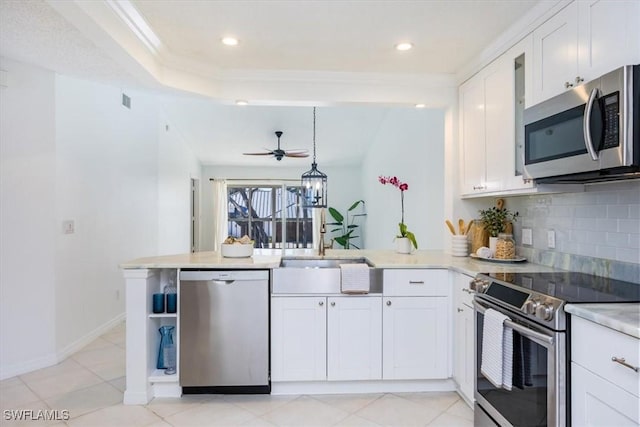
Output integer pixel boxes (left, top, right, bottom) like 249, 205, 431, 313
227, 185, 314, 248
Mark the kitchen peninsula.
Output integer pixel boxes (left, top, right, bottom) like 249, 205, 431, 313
121, 249, 558, 405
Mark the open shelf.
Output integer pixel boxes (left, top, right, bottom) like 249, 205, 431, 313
148, 313, 177, 319
149, 369, 178, 383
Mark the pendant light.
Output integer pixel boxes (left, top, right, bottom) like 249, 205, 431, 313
301, 107, 327, 208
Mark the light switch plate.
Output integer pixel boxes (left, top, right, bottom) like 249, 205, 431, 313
522, 228, 533, 245
547, 230, 555, 249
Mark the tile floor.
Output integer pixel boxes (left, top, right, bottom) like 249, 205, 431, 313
1, 322, 473, 426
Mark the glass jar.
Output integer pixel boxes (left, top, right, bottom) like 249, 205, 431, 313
495, 233, 516, 259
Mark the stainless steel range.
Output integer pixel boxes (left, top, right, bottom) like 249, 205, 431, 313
471, 272, 640, 427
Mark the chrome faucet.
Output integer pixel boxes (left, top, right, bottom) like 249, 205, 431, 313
318, 208, 332, 256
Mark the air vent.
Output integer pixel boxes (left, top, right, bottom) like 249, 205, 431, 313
122, 93, 131, 109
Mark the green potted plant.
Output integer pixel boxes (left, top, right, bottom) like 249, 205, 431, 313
379, 175, 418, 253
478, 206, 519, 252
328, 200, 366, 249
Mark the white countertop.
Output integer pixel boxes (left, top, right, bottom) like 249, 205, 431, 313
120, 249, 560, 276
565, 303, 640, 339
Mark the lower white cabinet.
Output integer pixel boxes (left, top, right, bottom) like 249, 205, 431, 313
327, 296, 382, 381
271, 295, 382, 382
271, 296, 327, 382
382, 296, 449, 380
570, 315, 639, 426
452, 272, 475, 404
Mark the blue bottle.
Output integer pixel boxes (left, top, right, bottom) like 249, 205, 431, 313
156, 325, 176, 373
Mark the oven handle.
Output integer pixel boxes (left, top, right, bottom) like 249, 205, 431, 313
473, 300, 554, 347
583, 87, 600, 161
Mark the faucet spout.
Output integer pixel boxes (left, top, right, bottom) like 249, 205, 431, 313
318, 207, 331, 256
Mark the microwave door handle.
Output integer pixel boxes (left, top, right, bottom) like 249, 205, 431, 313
583, 87, 600, 161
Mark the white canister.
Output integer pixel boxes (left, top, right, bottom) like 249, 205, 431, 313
452, 235, 468, 257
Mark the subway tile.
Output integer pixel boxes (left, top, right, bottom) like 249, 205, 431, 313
576, 243, 598, 258
596, 245, 617, 260
596, 218, 619, 232
629, 234, 640, 249
607, 205, 629, 219
596, 191, 619, 205
605, 232, 629, 247
618, 219, 640, 234
571, 230, 589, 244
549, 205, 573, 218
618, 187, 640, 204
574, 205, 607, 218
586, 231, 607, 245
616, 247, 640, 264
629, 205, 639, 219
573, 218, 597, 230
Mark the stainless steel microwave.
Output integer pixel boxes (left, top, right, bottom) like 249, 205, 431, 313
524, 65, 639, 183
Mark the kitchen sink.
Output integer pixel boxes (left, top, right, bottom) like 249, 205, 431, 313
279, 257, 373, 269
272, 257, 382, 294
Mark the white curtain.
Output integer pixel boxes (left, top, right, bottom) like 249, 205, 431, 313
212, 179, 228, 251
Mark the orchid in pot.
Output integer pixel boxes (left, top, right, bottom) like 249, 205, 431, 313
379, 175, 418, 252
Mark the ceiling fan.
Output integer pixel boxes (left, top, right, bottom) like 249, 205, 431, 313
243, 131, 309, 161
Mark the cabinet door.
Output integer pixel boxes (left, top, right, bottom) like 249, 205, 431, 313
483, 55, 512, 193
271, 297, 326, 381
383, 296, 449, 380
460, 76, 487, 194
578, 0, 640, 81
533, 1, 578, 104
572, 362, 639, 426
327, 296, 382, 381
453, 273, 475, 403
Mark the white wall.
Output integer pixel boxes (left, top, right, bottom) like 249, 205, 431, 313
157, 114, 202, 255
362, 108, 445, 250
54, 75, 162, 354
0, 58, 57, 377
0, 59, 202, 379
200, 164, 362, 250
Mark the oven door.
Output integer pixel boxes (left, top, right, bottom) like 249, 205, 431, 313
473, 298, 566, 427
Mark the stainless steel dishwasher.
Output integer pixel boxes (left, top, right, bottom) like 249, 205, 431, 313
179, 269, 270, 394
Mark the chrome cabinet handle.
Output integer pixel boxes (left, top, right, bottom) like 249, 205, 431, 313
611, 357, 639, 373
473, 185, 486, 190
462, 288, 473, 294
565, 81, 574, 89
319, 301, 324, 306
575, 76, 584, 84
386, 301, 392, 306
409, 281, 424, 285
330, 301, 336, 307
457, 308, 464, 312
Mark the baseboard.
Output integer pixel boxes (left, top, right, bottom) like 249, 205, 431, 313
0, 312, 126, 380
271, 379, 456, 395
56, 312, 126, 361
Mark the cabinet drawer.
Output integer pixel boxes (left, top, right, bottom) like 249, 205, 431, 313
383, 269, 449, 296
572, 316, 639, 397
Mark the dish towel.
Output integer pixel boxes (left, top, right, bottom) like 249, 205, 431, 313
340, 263, 370, 294
481, 308, 513, 390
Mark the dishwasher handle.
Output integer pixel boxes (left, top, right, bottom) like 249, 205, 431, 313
180, 270, 268, 282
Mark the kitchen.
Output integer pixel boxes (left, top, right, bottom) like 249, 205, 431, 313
1, 0, 639, 426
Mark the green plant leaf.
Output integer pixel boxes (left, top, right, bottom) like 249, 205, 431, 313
326, 221, 342, 226
330, 228, 342, 233
348, 200, 364, 211
350, 243, 361, 249
405, 231, 418, 249
398, 222, 407, 236
328, 207, 344, 222
347, 224, 358, 229
335, 236, 348, 247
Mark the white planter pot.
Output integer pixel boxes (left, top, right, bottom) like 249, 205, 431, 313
396, 237, 413, 254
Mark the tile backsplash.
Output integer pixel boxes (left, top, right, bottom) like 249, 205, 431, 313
507, 181, 639, 282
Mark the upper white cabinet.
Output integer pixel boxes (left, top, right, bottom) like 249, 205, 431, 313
533, 0, 640, 104
460, 35, 534, 197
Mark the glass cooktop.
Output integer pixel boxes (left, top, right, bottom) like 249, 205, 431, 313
486, 271, 640, 304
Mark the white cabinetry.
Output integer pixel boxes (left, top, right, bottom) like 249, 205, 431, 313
460, 35, 535, 197
327, 296, 382, 381
271, 295, 382, 382
571, 316, 639, 426
271, 296, 327, 382
452, 272, 475, 405
533, 0, 640, 104
382, 270, 450, 380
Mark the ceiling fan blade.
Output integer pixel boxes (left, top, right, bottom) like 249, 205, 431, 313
283, 149, 309, 154
284, 152, 310, 158
243, 152, 274, 156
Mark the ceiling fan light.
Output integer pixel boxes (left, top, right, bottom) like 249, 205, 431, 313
222, 36, 239, 46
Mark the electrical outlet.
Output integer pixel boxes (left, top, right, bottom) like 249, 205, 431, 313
62, 220, 74, 234
522, 228, 533, 245
547, 230, 556, 249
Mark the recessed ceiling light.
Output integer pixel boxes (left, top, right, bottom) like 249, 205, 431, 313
395, 42, 413, 51
415, 103, 426, 109
222, 37, 239, 46
235, 100, 249, 106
